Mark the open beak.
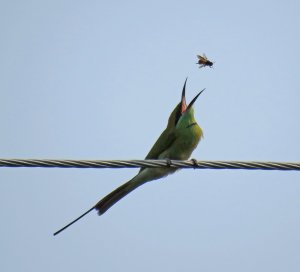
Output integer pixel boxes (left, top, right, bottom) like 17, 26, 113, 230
180, 78, 205, 113
186, 88, 205, 111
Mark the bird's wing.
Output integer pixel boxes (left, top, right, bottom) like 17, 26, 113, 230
144, 129, 177, 160
138, 129, 177, 173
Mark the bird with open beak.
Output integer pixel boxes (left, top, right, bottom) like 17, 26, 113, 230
54, 78, 205, 235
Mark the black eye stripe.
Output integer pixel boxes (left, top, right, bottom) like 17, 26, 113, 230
175, 110, 181, 125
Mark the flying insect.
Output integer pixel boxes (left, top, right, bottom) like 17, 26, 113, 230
197, 54, 213, 68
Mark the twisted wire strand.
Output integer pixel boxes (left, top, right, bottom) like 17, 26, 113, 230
0, 158, 300, 171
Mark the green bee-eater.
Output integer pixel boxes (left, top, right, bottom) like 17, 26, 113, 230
54, 79, 204, 235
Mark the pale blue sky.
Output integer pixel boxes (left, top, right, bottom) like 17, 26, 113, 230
1, 1, 300, 271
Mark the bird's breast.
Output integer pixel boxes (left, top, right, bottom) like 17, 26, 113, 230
171, 123, 203, 160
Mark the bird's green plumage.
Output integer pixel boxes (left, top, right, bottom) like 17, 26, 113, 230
158, 108, 203, 160
53, 79, 204, 235
143, 103, 181, 160
94, 106, 203, 215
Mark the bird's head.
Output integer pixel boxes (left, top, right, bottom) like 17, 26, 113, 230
168, 78, 205, 129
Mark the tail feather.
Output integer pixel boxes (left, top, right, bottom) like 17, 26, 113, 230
53, 206, 94, 236
54, 169, 164, 235
95, 179, 144, 215
53, 180, 142, 236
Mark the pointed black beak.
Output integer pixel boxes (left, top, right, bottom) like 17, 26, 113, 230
186, 88, 205, 111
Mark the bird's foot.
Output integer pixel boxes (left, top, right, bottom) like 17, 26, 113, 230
190, 158, 198, 168
165, 158, 172, 167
